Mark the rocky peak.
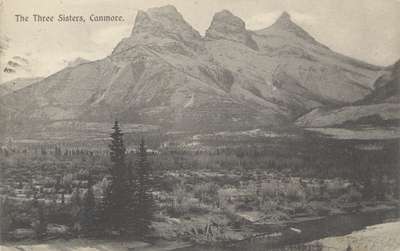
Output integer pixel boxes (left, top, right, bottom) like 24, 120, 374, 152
207, 10, 246, 34
147, 5, 181, 18
112, 5, 203, 56
132, 10, 153, 31
131, 5, 201, 41
393, 59, 400, 78
67, 57, 90, 68
205, 10, 258, 50
272, 11, 298, 29
276, 11, 291, 24
268, 11, 316, 43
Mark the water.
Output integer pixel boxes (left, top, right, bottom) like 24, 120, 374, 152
174, 208, 399, 251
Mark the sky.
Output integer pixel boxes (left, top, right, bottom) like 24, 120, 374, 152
1, 0, 399, 82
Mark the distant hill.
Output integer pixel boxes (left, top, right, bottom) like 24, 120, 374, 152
296, 60, 400, 128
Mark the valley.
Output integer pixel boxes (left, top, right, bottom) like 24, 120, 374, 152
0, 3, 399, 250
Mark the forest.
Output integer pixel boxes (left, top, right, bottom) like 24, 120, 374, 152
0, 123, 399, 243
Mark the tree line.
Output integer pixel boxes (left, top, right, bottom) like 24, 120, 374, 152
1, 121, 155, 240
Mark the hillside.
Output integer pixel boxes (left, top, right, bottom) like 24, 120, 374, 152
0, 77, 43, 96
296, 59, 400, 128
0, 5, 388, 137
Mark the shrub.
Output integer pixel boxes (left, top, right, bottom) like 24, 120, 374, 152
258, 198, 279, 214
284, 182, 306, 201
166, 197, 207, 217
260, 181, 280, 198
165, 184, 209, 217
193, 182, 220, 205
338, 188, 362, 203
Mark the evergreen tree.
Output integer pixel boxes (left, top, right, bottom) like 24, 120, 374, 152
72, 186, 81, 205
133, 138, 154, 238
71, 185, 82, 221
34, 203, 47, 240
394, 166, 400, 199
61, 191, 65, 204
96, 184, 109, 234
102, 121, 131, 234
0, 197, 13, 239
80, 175, 97, 235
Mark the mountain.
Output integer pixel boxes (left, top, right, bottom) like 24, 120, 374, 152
205, 10, 259, 50
0, 77, 43, 96
66, 57, 90, 68
358, 59, 400, 104
0, 6, 389, 137
296, 60, 400, 128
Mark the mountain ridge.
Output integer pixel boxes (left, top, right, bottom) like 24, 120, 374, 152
296, 60, 400, 128
205, 10, 259, 50
0, 5, 391, 137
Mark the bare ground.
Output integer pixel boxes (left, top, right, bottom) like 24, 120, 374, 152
311, 221, 400, 251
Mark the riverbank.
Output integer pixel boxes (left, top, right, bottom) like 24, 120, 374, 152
2, 217, 399, 251
1, 204, 398, 251
310, 221, 400, 251
152, 201, 399, 245
172, 206, 399, 251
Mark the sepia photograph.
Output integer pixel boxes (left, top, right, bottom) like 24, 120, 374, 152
0, 0, 399, 250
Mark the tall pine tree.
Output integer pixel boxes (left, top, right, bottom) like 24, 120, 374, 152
80, 174, 97, 235
102, 121, 131, 234
34, 202, 47, 240
133, 138, 154, 238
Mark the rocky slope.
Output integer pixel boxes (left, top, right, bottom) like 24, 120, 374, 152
0, 77, 43, 96
0, 5, 388, 136
296, 60, 400, 128
66, 57, 90, 68
359, 59, 400, 104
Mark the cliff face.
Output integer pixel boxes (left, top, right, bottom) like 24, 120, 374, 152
205, 10, 259, 50
0, 6, 388, 134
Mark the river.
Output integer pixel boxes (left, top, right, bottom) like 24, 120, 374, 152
174, 208, 399, 251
